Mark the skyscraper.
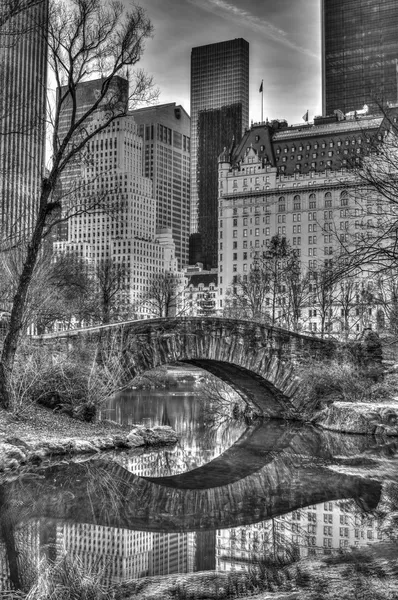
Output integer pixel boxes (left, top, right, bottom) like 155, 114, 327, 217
132, 103, 191, 269
0, 0, 48, 242
322, 0, 398, 115
190, 38, 249, 269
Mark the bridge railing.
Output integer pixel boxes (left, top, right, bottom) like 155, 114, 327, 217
34, 316, 337, 346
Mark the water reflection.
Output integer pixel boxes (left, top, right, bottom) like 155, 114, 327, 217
104, 385, 247, 473
0, 387, 397, 591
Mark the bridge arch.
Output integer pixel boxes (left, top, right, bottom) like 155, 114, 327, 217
44, 318, 338, 418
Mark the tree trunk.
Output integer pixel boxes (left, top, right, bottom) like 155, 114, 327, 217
0, 183, 51, 409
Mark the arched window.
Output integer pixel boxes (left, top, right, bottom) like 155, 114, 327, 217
293, 195, 301, 210
309, 193, 316, 209
340, 190, 348, 206
324, 191, 332, 208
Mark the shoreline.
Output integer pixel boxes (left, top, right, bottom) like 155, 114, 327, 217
2, 396, 398, 475
0, 403, 178, 476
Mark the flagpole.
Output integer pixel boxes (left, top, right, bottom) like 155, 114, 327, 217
261, 79, 264, 122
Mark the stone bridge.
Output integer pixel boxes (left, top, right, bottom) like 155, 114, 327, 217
40, 317, 379, 419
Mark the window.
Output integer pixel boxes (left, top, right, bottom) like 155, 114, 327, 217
293, 195, 301, 210
340, 191, 348, 206
309, 193, 316, 209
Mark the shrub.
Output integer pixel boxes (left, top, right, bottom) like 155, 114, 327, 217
10, 337, 124, 421
24, 554, 113, 600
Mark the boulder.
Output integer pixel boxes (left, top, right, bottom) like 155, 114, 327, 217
127, 425, 178, 446
315, 401, 398, 435
0, 443, 26, 471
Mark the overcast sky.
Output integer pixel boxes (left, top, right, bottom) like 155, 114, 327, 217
136, 0, 322, 125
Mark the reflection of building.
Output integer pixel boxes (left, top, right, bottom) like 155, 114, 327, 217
322, 0, 398, 115
190, 39, 249, 269
132, 104, 191, 269
216, 499, 385, 572
0, 0, 48, 241
218, 111, 391, 335
57, 523, 152, 585
0, 519, 41, 592
150, 533, 195, 575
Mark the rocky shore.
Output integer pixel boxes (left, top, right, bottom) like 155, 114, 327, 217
313, 400, 398, 437
0, 403, 178, 475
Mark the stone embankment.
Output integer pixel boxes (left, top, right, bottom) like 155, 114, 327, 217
0, 425, 178, 474
313, 402, 398, 436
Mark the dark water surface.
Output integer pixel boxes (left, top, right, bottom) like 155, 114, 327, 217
1, 383, 398, 590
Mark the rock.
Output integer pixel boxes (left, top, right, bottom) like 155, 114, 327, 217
126, 431, 145, 447
70, 440, 99, 454
127, 425, 178, 446
315, 401, 398, 435
0, 443, 27, 471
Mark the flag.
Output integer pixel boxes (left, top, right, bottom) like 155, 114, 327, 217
302, 109, 309, 122
259, 80, 263, 93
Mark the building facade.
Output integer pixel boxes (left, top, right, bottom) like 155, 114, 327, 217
322, 0, 398, 115
218, 112, 390, 336
132, 103, 191, 269
0, 0, 48, 242
184, 264, 218, 317
190, 38, 249, 269
55, 79, 179, 322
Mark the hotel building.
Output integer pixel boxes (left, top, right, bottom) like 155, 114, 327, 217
218, 111, 393, 335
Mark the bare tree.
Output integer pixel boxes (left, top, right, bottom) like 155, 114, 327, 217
283, 255, 310, 333
223, 267, 270, 322
0, 246, 95, 333
94, 257, 130, 324
0, 0, 157, 409
311, 264, 340, 338
142, 272, 186, 318
224, 235, 298, 327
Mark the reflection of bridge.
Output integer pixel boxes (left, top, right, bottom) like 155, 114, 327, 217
39, 317, 349, 417
3, 422, 382, 532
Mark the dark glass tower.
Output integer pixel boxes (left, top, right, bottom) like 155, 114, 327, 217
190, 38, 249, 269
322, 0, 398, 115
0, 0, 48, 242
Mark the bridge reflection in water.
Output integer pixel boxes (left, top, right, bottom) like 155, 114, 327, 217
3, 422, 381, 533
0, 420, 391, 589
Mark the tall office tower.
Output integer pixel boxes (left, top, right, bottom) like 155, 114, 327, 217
55, 78, 179, 320
0, 0, 48, 242
322, 0, 398, 115
190, 38, 249, 269
132, 104, 191, 269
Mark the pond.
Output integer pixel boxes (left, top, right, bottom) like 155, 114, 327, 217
0, 374, 398, 593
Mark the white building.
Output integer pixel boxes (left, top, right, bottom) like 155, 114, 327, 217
55, 100, 180, 320
217, 112, 396, 336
